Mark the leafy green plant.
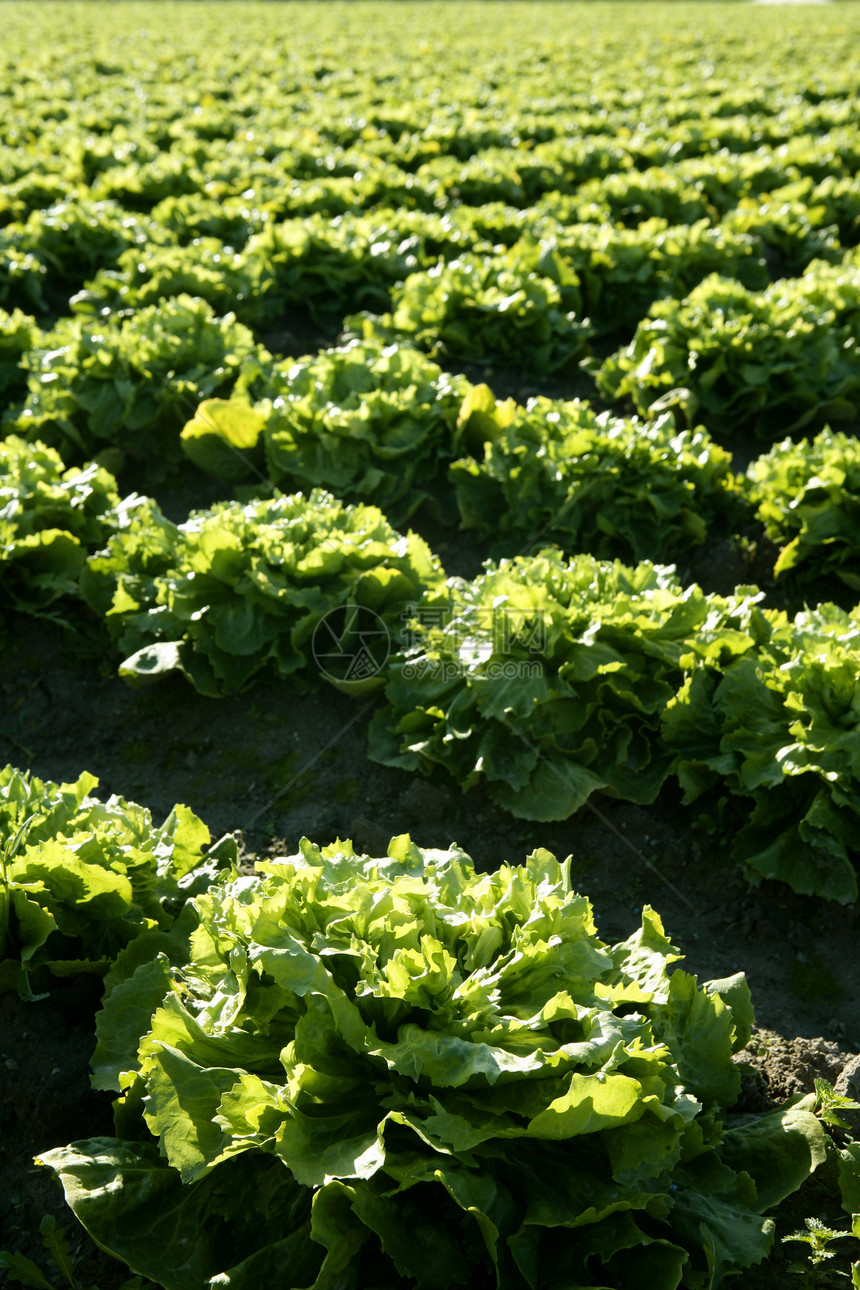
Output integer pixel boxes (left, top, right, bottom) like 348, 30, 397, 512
561, 166, 716, 228
370, 551, 769, 820
5, 294, 264, 475
807, 175, 860, 247
0, 164, 73, 228
450, 387, 746, 563
0, 435, 119, 610
525, 216, 767, 335
353, 248, 590, 374
662, 601, 860, 903
180, 337, 471, 516
837, 1143, 860, 1287
596, 256, 860, 438
88, 149, 204, 209
813, 1079, 860, 1130
0, 764, 236, 997
39, 836, 828, 1289
0, 1215, 82, 1290
412, 147, 528, 206
0, 809, 36, 994
80, 489, 447, 696
668, 149, 793, 211
0, 307, 40, 399
147, 192, 267, 247
254, 338, 469, 521
240, 212, 410, 326
746, 427, 860, 599
782, 1218, 856, 1285
780, 1130, 860, 1290
69, 237, 257, 323
722, 191, 842, 276
0, 238, 47, 313
17, 199, 158, 286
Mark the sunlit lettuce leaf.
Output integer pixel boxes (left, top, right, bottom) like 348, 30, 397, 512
81, 489, 447, 696
179, 397, 266, 482
0, 434, 119, 609
0, 765, 236, 993
39, 837, 825, 1288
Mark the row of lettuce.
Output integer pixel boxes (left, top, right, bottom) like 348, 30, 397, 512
5, 15, 859, 239
4, 410, 860, 903
1, 761, 858, 1288
4, 165, 858, 319
3, 328, 859, 599
4, 5, 856, 484
5, 105, 859, 230
3, 243, 859, 497
4, 19, 859, 394
3, 198, 859, 386
4, 10, 860, 1286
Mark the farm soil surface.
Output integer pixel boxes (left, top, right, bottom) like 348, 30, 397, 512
1, 345, 858, 1286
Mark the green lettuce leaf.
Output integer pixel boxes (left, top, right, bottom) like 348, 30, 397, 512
81, 489, 447, 696
0, 765, 236, 994
371, 551, 768, 821
0, 435, 119, 610
39, 838, 826, 1288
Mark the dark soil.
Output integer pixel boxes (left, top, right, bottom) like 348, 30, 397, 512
0, 982, 129, 1288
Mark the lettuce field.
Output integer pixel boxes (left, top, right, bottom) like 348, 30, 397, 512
3, 2, 860, 1286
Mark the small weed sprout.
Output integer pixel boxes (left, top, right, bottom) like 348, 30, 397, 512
813, 1078, 860, 1130
782, 1217, 854, 1284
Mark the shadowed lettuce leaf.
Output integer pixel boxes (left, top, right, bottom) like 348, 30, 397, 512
662, 601, 860, 903
39, 837, 825, 1288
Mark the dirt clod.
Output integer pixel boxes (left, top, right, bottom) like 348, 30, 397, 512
738, 1028, 848, 1104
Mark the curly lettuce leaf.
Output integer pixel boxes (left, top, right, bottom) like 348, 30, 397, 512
39, 838, 826, 1288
